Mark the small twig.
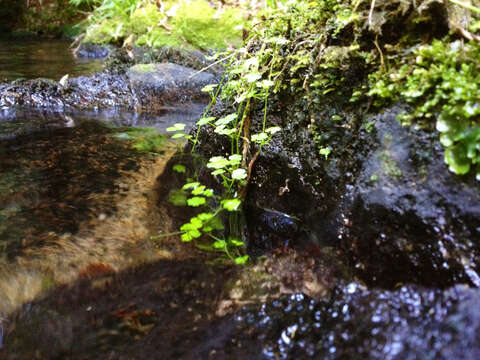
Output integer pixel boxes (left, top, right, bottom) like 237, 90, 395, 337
450, 20, 480, 44
373, 34, 385, 72
159, 21, 172, 32
239, 150, 260, 200
244, 35, 258, 55
368, 0, 376, 29
352, 0, 361, 12
241, 114, 251, 169
188, 52, 237, 79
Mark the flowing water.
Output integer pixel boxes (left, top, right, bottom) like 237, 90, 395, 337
0, 38, 479, 359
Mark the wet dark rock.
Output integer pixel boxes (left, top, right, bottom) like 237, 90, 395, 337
223, 283, 480, 359
0, 62, 214, 113
67, 72, 137, 109
246, 205, 306, 254
104, 45, 222, 76
345, 108, 480, 288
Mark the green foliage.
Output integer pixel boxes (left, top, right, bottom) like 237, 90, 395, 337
164, 0, 480, 263
22, 0, 85, 35
369, 40, 480, 179
79, 0, 244, 50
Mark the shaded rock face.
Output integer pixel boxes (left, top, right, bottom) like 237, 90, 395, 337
345, 109, 480, 288
197, 101, 480, 289
0, 62, 215, 112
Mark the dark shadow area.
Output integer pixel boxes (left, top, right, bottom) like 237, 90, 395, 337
0, 258, 246, 359
0, 0, 24, 34
3, 255, 480, 360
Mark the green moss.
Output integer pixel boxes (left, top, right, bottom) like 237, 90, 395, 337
136, 28, 188, 49
369, 40, 480, 179
81, 0, 244, 50
84, 18, 127, 43
171, 1, 243, 50
133, 64, 155, 72
379, 151, 403, 179
130, 4, 164, 34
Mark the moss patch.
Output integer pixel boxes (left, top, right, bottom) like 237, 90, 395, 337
82, 0, 244, 50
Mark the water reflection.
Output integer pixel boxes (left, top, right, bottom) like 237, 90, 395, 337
0, 104, 205, 140
0, 37, 103, 81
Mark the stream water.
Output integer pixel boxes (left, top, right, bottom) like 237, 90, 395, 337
1, 39, 479, 359
0, 37, 103, 81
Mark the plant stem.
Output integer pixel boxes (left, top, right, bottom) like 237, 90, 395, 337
150, 231, 184, 240
191, 72, 227, 153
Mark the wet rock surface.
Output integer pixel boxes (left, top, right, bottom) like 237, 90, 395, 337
6, 269, 480, 359
0, 62, 214, 112
222, 282, 480, 359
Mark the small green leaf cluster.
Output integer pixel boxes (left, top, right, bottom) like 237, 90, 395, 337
368, 40, 480, 179
179, 211, 223, 242
167, 168, 248, 263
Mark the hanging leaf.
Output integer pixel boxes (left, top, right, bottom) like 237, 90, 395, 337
201, 84, 218, 93
229, 237, 244, 247
207, 156, 230, 169
182, 182, 200, 190
211, 169, 226, 176
235, 255, 249, 264
265, 126, 281, 134
172, 164, 186, 173
166, 123, 186, 132
252, 132, 268, 143
187, 196, 206, 207
197, 116, 216, 126
222, 198, 241, 211
231, 168, 247, 180
215, 113, 237, 126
